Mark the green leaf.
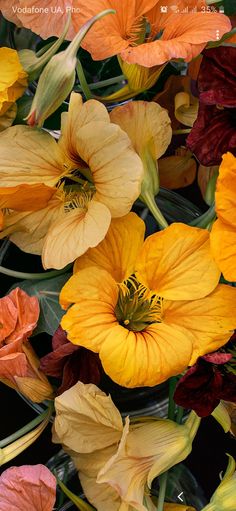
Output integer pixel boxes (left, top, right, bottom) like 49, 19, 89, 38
9, 273, 71, 335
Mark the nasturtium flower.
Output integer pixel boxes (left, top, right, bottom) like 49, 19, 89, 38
60, 213, 236, 388
201, 455, 236, 511
0, 464, 56, 511
0, 288, 53, 402
0, 93, 143, 269
174, 351, 236, 417
53, 381, 200, 511
210, 152, 236, 281
0, 47, 27, 130
1, 0, 76, 40
72, 0, 231, 66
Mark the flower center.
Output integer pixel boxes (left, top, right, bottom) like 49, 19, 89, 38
115, 275, 163, 332
63, 186, 95, 213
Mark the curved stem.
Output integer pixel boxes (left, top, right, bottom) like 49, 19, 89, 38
0, 404, 53, 448
172, 129, 191, 135
76, 59, 93, 100
189, 203, 216, 229
74, 74, 126, 91
0, 263, 72, 280
140, 191, 168, 229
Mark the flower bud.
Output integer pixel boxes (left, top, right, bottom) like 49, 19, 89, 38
26, 9, 115, 127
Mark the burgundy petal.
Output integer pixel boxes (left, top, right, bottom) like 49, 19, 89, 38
52, 326, 68, 350
219, 371, 236, 403
203, 352, 233, 365
174, 360, 223, 417
187, 104, 236, 166
198, 47, 236, 107
58, 349, 102, 395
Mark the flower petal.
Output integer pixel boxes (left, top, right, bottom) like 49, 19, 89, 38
0, 296, 17, 344
110, 101, 172, 160
164, 284, 236, 365
15, 0, 75, 39
121, 13, 231, 66
75, 120, 143, 216
136, 223, 220, 300
59, 92, 109, 166
158, 152, 197, 189
0, 184, 56, 211
215, 152, 236, 227
210, 219, 236, 282
42, 199, 111, 269
0, 464, 56, 511
74, 213, 145, 282
98, 322, 194, 387
0, 352, 28, 381
0, 125, 65, 187
53, 381, 123, 453
72, 0, 158, 60
5, 288, 39, 343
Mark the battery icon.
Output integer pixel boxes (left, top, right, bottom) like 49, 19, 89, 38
219, 5, 224, 13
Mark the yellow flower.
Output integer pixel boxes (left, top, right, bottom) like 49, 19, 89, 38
53, 381, 200, 511
163, 506, 196, 511
0, 93, 143, 269
210, 152, 236, 281
0, 47, 28, 131
201, 455, 236, 511
60, 213, 236, 388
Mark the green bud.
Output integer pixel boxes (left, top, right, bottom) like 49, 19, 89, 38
26, 9, 115, 127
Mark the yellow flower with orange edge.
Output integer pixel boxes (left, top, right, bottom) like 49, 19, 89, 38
0, 92, 143, 269
60, 213, 236, 388
201, 455, 236, 511
0, 47, 28, 131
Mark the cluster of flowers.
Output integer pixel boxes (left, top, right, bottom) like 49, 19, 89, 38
0, 0, 236, 509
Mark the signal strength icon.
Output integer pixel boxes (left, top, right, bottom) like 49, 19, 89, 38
181, 6, 189, 12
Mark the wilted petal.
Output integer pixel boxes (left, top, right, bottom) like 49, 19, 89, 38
5, 288, 39, 343
53, 381, 123, 453
0, 464, 56, 511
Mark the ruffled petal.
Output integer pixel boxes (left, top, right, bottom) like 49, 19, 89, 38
53, 381, 123, 453
0, 464, 56, 511
16, 0, 76, 39
59, 92, 109, 166
136, 223, 220, 300
74, 213, 145, 282
42, 199, 111, 269
76, 120, 143, 217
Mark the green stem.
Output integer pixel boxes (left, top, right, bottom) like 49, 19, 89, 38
74, 74, 125, 91
140, 191, 168, 230
0, 263, 72, 280
176, 406, 184, 424
156, 377, 178, 511
0, 406, 52, 448
76, 59, 93, 100
189, 203, 216, 228
157, 473, 168, 511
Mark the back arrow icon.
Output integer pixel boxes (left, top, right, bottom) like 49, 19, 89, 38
177, 492, 184, 502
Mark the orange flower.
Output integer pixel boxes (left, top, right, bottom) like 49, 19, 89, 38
1, 0, 76, 40
210, 152, 236, 282
60, 213, 236, 388
72, 0, 231, 66
0, 288, 53, 402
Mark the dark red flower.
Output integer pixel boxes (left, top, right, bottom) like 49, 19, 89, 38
187, 47, 236, 165
40, 326, 102, 394
174, 351, 236, 417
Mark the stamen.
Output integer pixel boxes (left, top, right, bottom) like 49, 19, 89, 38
115, 275, 163, 332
